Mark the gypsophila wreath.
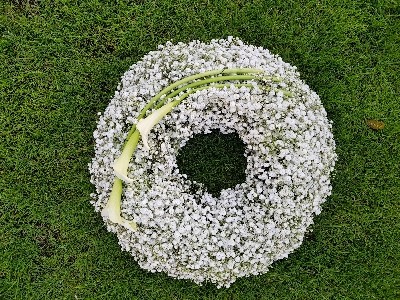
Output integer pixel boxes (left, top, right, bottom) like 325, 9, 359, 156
89, 37, 337, 287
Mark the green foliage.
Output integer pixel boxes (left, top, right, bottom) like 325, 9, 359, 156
1, 0, 399, 299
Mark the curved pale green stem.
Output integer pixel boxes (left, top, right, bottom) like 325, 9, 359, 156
101, 178, 137, 231
160, 74, 257, 104
113, 130, 140, 184
125, 68, 263, 140
155, 83, 255, 109
138, 69, 262, 118
163, 83, 293, 108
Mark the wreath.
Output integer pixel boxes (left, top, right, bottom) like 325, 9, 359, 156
89, 37, 337, 287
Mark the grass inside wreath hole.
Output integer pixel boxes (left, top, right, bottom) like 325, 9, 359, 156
176, 130, 247, 197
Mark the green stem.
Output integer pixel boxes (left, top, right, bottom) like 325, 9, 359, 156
125, 68, 263, 140
120, 130, 140, 163
140, 69, 262, 116
113, 130, 140, 183
155, 83, 255, 109
160, 75, 257, 104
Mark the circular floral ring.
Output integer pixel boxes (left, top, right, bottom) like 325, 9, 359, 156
89, 37, 337, 287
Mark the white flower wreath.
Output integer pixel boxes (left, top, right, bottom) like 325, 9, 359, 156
89, 37, 337, 287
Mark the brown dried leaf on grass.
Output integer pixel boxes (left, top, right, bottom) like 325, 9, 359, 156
366, 119, 385, 130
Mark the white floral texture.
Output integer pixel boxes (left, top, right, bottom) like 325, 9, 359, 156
89, 37, 337, 288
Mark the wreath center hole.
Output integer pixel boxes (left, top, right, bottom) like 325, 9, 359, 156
176, 130, 247, 197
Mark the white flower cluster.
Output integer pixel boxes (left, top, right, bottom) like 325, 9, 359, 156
89, 37, 337, 287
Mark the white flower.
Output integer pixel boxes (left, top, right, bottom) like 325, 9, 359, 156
136, 100, 179, 150
101, 179, 137, 231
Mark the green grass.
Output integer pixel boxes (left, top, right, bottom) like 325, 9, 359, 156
177, 131, 247, 196
1, 0, 399, 299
